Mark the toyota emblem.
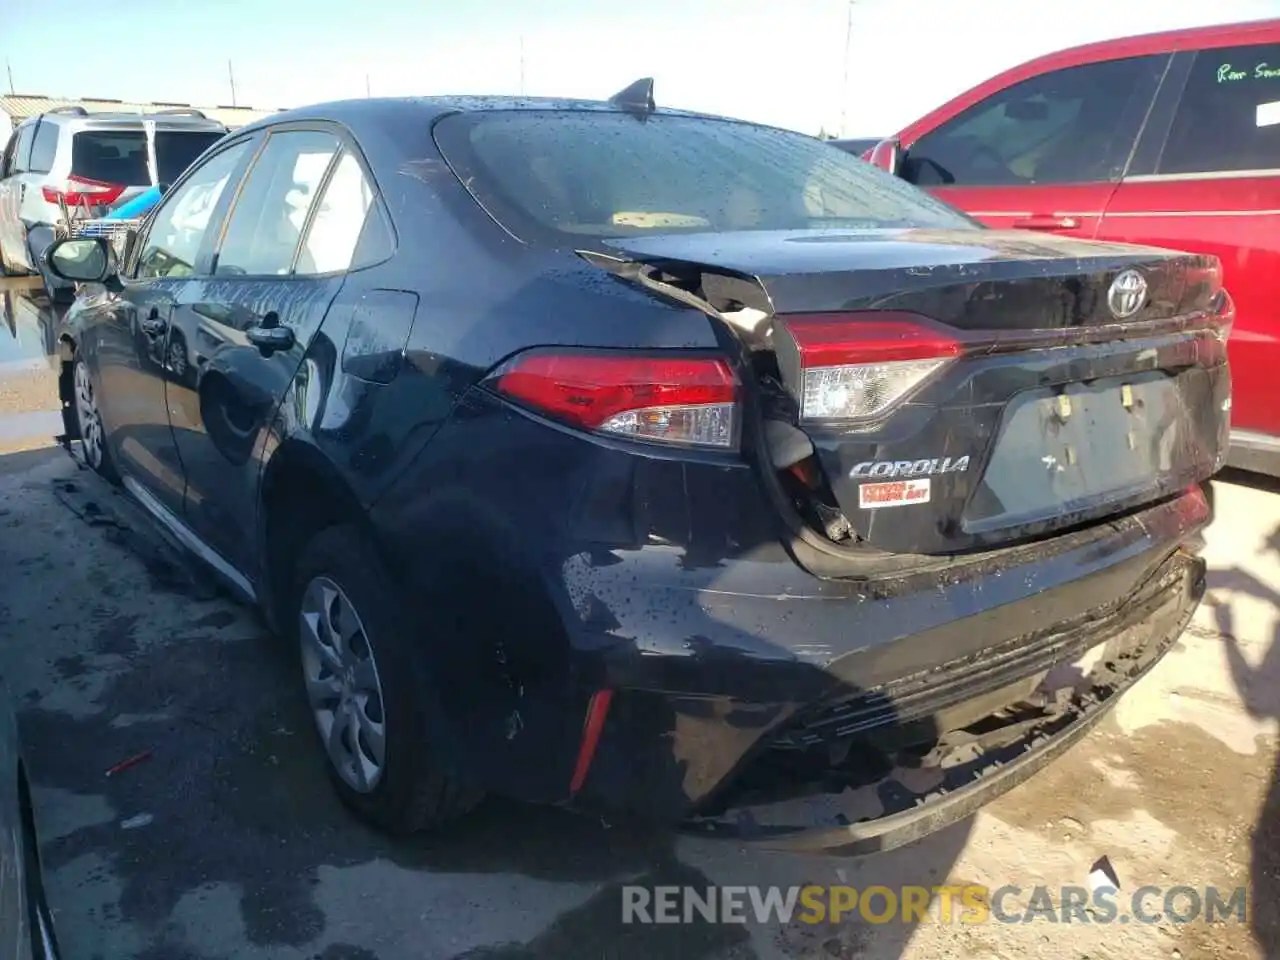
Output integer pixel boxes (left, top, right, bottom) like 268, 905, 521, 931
1108, 269, 1148, 319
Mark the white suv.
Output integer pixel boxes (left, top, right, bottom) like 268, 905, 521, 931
0, 107, 227, 302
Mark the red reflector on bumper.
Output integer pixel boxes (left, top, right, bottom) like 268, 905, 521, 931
569, 689, 614, 795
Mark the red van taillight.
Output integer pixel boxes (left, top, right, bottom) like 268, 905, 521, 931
776, 312, 961, 423
42, 175, 126, 209
490, 351, 739, 449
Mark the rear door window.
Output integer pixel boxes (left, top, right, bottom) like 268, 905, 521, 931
214, 129, 340, 276
904, 56, 1167, 186
1157, 44, 1280, 174
155, 131, 225, 185
71, 130, 150, 186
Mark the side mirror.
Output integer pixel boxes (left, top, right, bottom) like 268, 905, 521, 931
44, 237, 117, 284
869, 138, 903, 176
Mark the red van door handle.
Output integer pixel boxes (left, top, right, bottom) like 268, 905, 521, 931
1012, 215, 1080, 230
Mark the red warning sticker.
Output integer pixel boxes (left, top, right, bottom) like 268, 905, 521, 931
858, 478, 931, 509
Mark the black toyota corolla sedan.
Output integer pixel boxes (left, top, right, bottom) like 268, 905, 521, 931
45, 81, 1230, 852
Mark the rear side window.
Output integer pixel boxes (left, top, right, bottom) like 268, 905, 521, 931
28, 122, 59, 174
155, 131, 225, 185
1159, 44, 1280, 174
904, 56, 1166, 187
71, 131, 149, 186
215, 130, 340, 276
298, 150, 387, 274
434, 111, 973, 243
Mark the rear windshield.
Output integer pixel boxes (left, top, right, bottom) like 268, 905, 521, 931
433, 111, 975, 241
155, 131, 224, 184
71, 131, 150, 185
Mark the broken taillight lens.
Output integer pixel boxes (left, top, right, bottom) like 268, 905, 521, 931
777, 312, 962, 423
490, 351, 739, 449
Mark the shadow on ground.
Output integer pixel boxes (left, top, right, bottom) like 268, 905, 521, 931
1209, 471, 1280, 955
5, 451, 973, 959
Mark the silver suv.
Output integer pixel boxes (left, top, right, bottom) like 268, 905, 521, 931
0, 107, 227, 302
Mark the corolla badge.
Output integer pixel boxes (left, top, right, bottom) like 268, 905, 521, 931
1108, 269, 1148, 320
850, 456, 970, 479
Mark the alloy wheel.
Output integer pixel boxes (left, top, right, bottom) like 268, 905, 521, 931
299, 576, 387, 793
73, 362, 104, 469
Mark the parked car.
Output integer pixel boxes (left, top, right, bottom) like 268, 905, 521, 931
0, 108, 227, 303
0, 676, 60, 959
46, 85, 1227, 852
865, 18, 1280, 476
828, 137, 882, 157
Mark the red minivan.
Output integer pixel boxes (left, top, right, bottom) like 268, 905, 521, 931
869, 18, 1280, 475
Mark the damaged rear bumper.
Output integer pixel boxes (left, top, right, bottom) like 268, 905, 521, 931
570, 490, 1208, 849
683, 549, 1203, 853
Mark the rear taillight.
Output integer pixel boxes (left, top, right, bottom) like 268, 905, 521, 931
42, 175, 126, 209
776, 312, 961, 423
490, 351, 739, 449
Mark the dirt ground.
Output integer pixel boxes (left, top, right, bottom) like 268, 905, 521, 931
0, 279, 1275, 959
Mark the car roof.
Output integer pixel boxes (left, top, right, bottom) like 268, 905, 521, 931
1004, 16, 1279, 67
229, 95, 764, 139
894, 17, 1280, 144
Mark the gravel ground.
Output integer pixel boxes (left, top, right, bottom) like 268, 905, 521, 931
0, 280, 1275, 960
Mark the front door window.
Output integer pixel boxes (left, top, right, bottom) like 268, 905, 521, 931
904, 56, 1167, 187
136, 140, 254, 279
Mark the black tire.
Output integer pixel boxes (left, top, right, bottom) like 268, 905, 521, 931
70, 358, 120, 483
292, 524, 482, 834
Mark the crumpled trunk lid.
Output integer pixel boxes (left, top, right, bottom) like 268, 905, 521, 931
600, 228, 1219, 323
590, 227, 1231, 556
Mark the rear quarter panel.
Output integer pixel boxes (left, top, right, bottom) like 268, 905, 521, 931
312, 110, 724, 494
